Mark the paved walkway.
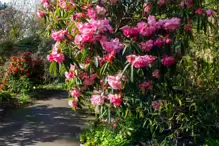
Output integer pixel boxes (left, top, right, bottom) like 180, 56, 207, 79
0, 91, 92, 146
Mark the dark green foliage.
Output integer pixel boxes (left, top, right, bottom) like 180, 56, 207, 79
16, 36, 42, 53
0, 41, 14, 57
0, 92, 17, 109
80, 123, 131, 146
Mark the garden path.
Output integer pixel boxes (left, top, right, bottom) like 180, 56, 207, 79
0, 91, 93, 146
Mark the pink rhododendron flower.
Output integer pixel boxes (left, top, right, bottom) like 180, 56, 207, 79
153, 70, 160, 79
87, 9, 98, 19
59, 0, 75, 10
158, 0, 166, 7
42, 0, 50, 8
144, 3, 152, 15
47, 53, 65, 63
52, 30, 68, 42
73, 13, 86, 21
83, 74, 98, 87
37, 12, 45, 18
96, 5, 107, 15
47, 45, 65, 63
148, 16, 156, 26
141, 40, 154, 52
139, 81, 153, 91
71, 88, 82, 99
166, 39, 173, 45
152, 100, 167, 111
206, 10, 216, 17
122, 26, 139, 39
179, 2, 185, 7
126, 55, 157, 68
108, 94, 123, 107
195, 8, 204, 15
163, 18, 181, 31
90, 19, 114, 33
65, 71, 75, 80
184, 24, 193, 32
75, 34, 96, 45
91, 90, 105, 106
186, 0, 193, 8
77, 22, 97, 35
138, 22, 156, 37
104, 51, 116, 63
162, 55, 176, 67
68, 100, 78, 109
108, 74, 123, 90
100, 38, 124, 54
154, 38, 165, 48
113, 124, 117, 130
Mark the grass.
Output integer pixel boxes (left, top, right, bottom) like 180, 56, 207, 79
37, 82, 67, 91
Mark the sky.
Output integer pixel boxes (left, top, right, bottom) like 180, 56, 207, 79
0, 0, 11, 3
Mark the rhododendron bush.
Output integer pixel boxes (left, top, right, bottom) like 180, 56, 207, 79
40, 0, 217, 144
0, 52, 44, 93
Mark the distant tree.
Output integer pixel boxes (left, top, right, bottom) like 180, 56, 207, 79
0, 1, 44, 43
0, 2, 7, 10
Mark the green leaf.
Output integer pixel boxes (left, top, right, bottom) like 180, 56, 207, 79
122, 63, 130, 74
49, 62, 58, 76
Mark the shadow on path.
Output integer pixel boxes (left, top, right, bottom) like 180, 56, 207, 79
0, 91, 92, 146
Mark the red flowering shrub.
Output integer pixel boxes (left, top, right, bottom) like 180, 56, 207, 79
0, 52, 44, 93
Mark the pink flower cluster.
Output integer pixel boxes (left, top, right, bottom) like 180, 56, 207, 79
87, 5, 107, 19
126, 55, 157, 69
74, 19, 113, 47
108, 94, 123, 107
152, 100, 167, 111
68, 100, 78, 109
195, 8, 216, 17
70, 88, 82, 99
47, 45, 65, 63
100, 38, 124, 54
162, 55, 176, 67
42, 0, 50, 8
122, 16, 181, 40
108, 73, 123, 90
122, 26, 139, 40
91, 91, 123, 108
59, 0, 76, 10
37, 12, 45, 18
83, 74, 98, 87
139, 81, 153, 92
52, 30, 68, 42
65, 65, 76, 81
91, 90, 105, 106
141, 40, 154, 52
153, 70, 160, 79
179, 0, 193, 8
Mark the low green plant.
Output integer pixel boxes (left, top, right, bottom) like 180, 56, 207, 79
37, 82, 67, 91
0, 41, 14, 57
80, 123, 131, 146
18, 94, 31, 105
0, 92, 18, 109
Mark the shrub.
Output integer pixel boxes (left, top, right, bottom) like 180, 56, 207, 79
0, 92, 18, 109
1, 52, 44, 93
40, 0, 218, 145
0, 41, 14, 57
80, 123, 131, 146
